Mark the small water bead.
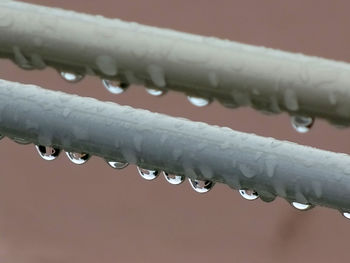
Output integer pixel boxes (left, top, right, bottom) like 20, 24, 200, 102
146, 88, 164, 96
188, 179, 215, 193
60, 71, 84, 83
107, 160, 129, 169
239, 189, 259, 201
291, 202, 313, 211
12, 137, 31, 145
291, 116, 314, 133
35, 145, 61, 161
147, 64, 166, 87
343, 212, 350, 219
187, 96, 210, 107
137, 166, 159, 180
102, 79, 129, 94
0, 13, 13, 28
163, 172, 185, 185
284, 89, 299, 111
65, 152, 90, 165
13, 46, 34, 69
96, 55, 117, 76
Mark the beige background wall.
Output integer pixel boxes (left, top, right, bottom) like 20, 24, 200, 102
0, 0, 349, 262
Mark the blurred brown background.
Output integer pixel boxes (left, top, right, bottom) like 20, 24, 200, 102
0, 0, 349, 262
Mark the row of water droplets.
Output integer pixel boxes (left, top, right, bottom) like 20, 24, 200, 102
35, 144, 253, 197
34, 144, 314, 209
12, 45, 317, 133
60, 72, 210, 106
1, 135, 348, 217
34, 142, 254, 197
31, 144, 337, 213
33, 143, 215, 193
102, 75, 315, 133
33, 144, 320, 211
61, 72, 315, 133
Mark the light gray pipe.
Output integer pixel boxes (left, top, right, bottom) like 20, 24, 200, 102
0, 79, 350, 213
0, 1, 350, 126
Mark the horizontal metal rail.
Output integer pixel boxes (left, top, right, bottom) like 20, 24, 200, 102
0, 79, 350, 213
1, 1, 350, 126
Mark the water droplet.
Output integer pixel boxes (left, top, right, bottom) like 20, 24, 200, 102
13, 46, 33, 69
329, 92, 337, 105
239, 189, 259, 200
0, 13, 13, 28
163, 172, 185, 185
62, 108, 71, 118
284, 89, 299, 111
96, 55, 117, 76
146, 88, 164, 96
187, 96, 210, 107
258, 191, 276, 203
30, 53, 46, 69
239, 163, 258, 178
35, 145, 61, 161
147, 64, 166, 87
188, 178, 215, 193
65, 151, 90, 165
60, 71, 84, 83
137, 166, 159, 180
102, 79, 128, 94
11, 137, 31, 145
291, 116, 314, 133
264, 156, 277, 178
291, 202, 313, 210
106, 160, 128, 169
232, 91, 251, 106
208, 72, 219, 88
342, 212, 350, 219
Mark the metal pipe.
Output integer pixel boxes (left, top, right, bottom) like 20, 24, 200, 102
1, 1, 350, 126
0, 79, 350, 213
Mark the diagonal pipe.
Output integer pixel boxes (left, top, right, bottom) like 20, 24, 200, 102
0, 1, 350, 126
0, 79, 350, 214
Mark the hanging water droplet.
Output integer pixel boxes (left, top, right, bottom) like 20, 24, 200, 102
106, 160, 129, 169
35, 145, 61, 161
187, 96, 210, 107
342, 212, 350, 219
291, 115, 314, 133
147, 64, 166, 88
60, 71, 84, 83
13, 46, 34, 69
0, 13, 13, 28
137, 166, 159, 180
239, 189, 259, 200
188, 178, 215, 193
11, 137, 31, 145
284, 89, 299, 111
96, 55, 117, 76
65, 151, 90, 165
146, 88, 164, 96
102, 79, 128, 94
291, 202, 313, 210
163, 172, 185, 185
30, 53, 46, 69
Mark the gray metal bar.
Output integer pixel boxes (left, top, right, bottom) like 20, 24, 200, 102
0, 79, 350, 212
1, 1, 350, 126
